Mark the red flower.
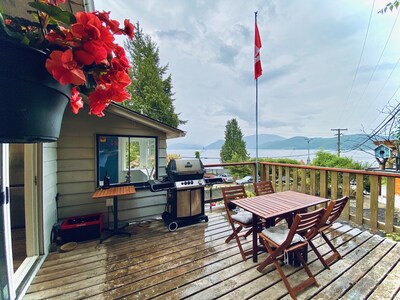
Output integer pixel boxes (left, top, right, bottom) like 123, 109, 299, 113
70, 87, 83, 114
5, 1, 135, 117
110, 71, 131, 88
95, 11, 121, 34
124, 19, 134, 39
88, 83, 131, 115
45, 49, 86, 86
74, 40, 108, 65
88, 100, 106, 117
111, 56, 130, 72
74, 12, 103, 39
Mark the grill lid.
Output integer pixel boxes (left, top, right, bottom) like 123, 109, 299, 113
166, 158, 205, 181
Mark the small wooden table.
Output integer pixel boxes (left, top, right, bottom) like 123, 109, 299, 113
232, 191, 330, 262
92, 185, 136, 243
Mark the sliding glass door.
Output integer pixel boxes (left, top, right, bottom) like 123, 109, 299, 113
0, 144, 11, 300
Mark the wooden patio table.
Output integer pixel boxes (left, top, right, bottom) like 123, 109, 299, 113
231, 190, 330, 263
92, 185, 136, 243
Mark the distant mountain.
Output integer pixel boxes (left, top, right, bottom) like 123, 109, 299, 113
205, 139, 224, 149
203, 134, 285, 149
167, 134, 375, 151
167, 142, 203, 150
260, 134, 374, 150
244, 134, 285, 148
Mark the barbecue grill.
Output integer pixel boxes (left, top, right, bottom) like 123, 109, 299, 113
149, 158, 222, 231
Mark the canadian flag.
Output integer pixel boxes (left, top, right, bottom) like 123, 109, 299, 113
254, 21, 262, 79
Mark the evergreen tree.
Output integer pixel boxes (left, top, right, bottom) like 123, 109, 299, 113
220, 119, 249, 162
123, 23, 186, 127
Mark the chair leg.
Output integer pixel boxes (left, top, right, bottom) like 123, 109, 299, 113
233, 231, 247, 261
243, 228, 252, 238
256, 241, 275, 272
291, 250, 319, 295
226, 224, 249, 261
321, 231, 342, 265
308, 240, 330, 269
273, 258, 298, 300
225, 225, 242, 243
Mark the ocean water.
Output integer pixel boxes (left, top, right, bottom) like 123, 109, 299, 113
167, 148, 378, 167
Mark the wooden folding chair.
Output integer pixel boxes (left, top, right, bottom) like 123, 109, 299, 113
253, 180, 290, 226
308, 196, 349, 269
257, 208, 325, 299
222, 185, 253, 261
253, 180, 274, 195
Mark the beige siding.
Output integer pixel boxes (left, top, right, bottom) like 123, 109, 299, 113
57, 107, 169, 223
41, 143, 58, 254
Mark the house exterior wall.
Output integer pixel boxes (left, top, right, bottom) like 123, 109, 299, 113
41, 143, 58, 254
57, 107, 168, 224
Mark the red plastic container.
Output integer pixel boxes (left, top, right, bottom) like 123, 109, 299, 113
60, 213, 102, 243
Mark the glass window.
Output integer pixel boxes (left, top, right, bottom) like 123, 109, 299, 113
96, 135, 157, 187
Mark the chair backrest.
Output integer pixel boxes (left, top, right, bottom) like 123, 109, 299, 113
284, 207, 325, 247
253, 180, 274, 195
320, 196, 349, 227
222, 185, 247, 213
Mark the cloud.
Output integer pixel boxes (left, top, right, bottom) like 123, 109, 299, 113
95, 0, 400, 145
156, 30, 193, 42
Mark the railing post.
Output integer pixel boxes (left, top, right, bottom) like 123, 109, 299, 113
320, 170, 327, 198
370, 175, 379, 231
285, 166, 290, 191
331, 171, 338, 200
271, 165, 276, 191
310, 169, 316, 196
342, 172, 350, 220
278, 166, 283, 192
386, 177, 395, 233
259, 163, 265, 181
265, 164, 270, 181
252, 162, 257, 183
301, 169, 306, 193
293, 167, 298, 192
355, 173, 364, 226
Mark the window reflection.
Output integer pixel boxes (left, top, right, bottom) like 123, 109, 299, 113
97, 135, 157, 187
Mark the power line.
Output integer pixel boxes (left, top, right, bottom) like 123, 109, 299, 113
339, 0, 375, 124
363, 79, 400, 132
347, 101, 400, 151
352, 7, 400, 110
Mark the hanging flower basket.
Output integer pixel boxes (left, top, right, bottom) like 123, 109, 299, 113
0, 39, 71, 143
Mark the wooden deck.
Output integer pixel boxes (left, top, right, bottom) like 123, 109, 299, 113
24, 209, 400, 300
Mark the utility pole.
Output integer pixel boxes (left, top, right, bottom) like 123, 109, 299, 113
305, 138, 312, 164
331, 128, 347, 157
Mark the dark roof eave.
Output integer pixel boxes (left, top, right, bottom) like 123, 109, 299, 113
107, 103, 186, 139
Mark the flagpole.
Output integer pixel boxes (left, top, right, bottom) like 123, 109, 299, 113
255, 11, 259, 182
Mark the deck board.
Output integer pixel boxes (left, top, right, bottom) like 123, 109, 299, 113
23, 209, 400, 300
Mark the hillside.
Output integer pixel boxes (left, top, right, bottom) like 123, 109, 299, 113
260, 134, 373, 150
167, 134, 375, 151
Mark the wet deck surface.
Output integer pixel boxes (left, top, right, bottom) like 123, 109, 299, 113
24, 209, 400, 300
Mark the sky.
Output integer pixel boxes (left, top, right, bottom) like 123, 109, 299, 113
95, 0, 400, 146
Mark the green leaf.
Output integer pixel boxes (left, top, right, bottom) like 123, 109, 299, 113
28, 2, 76, 25
0, 12, 26, 42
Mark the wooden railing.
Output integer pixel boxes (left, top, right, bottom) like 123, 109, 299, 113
204, 161, 400, 234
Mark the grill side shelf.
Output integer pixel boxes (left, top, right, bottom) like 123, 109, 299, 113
148, 180, 175, 192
